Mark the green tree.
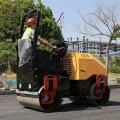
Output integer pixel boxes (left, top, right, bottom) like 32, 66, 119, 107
0, 39, 17, 72
112, 24, 120, 40
0, 0, 64, 72
77, 2, 120, 74
0, 0, 35, 72
36, 0, 64, 43
111, 55, 120, 66
0, 0, 35, 42
108, 55, 120, 73
0, 0, 63, 42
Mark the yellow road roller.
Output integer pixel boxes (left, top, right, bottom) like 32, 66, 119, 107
16, 8, 110, 112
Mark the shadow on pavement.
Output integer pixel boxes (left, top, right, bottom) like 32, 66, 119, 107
23, 100, 120, 113
56, 102, 102, 112
57, 100, 120, 112
104, 101, 120, 107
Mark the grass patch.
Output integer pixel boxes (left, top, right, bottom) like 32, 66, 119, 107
116, 78, 120, 83
108, 73, 120, 84
1, 72, 16, 80
108, 73, 120, 78
0, 82, 6, 88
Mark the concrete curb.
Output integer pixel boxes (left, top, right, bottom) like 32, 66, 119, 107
108, 84, 120, 89
0, 90, 16, 95
0, 84, 120, 95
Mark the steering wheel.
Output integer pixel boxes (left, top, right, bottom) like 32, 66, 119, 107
50, 40, 60, 46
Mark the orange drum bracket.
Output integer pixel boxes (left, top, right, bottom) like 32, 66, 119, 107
93, 74, 107, 99
41, 75, 58, 104
96, 74, 107, 88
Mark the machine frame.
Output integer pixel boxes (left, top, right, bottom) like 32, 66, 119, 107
16, 8, 110, 112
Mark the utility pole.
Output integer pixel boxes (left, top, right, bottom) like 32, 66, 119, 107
57, 12, 64, 24
77, 37, 79, 52
83, 36, 86, 53
99, 37, 101, 60
59, 19, 62, 31
57, 12, 64, 33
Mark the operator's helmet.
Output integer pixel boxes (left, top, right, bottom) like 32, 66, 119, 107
27, 18, 36, 25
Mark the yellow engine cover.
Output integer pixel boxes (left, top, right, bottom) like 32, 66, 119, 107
63, 52, 107, 80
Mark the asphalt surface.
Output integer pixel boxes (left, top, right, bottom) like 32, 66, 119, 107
1, 88, 120, 120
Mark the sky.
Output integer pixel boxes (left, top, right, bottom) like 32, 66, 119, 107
35, 0, 120, 43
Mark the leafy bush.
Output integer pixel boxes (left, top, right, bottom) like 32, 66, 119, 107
0, 82, 6, 88
108, 66, 120, 73
0, 39, 17, 72
108, 55, 120, 74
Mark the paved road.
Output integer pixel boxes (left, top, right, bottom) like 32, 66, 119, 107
0, 88, 120, 120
